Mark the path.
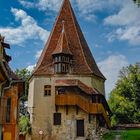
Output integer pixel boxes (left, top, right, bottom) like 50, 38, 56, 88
115, 134, 121, 140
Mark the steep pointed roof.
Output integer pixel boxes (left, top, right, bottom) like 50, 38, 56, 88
52, 22, 72, 55
33, 0, 105, 80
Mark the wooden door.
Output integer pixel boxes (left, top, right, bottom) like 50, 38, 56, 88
76, 120, 84, 137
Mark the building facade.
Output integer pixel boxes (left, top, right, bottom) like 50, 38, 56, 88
28, 0, 112, 140
0, 35, 24, 140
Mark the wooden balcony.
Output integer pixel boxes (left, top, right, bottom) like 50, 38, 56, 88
55, 94, 111, 128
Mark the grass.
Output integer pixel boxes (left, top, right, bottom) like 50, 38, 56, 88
101, 132, 116, 140
121, 130, 140, 140
102, 129, 140, 140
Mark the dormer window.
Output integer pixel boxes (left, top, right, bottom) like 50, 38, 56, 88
53, 54, 72, 74
52, 20, 73, 74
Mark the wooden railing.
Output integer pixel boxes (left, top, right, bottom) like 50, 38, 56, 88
55, 94, 111, 128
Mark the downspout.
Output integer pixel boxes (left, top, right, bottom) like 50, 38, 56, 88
2, 80, 23, 93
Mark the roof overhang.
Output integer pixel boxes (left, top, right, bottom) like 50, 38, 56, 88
55, 79, 98, 95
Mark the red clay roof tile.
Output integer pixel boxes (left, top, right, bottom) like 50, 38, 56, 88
33, 0, 105, 80
55, 79, 99, 95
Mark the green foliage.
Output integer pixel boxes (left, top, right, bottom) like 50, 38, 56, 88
133, 0, 140, 7
102, 130, 140, 140
15, 68, 32, 115
108, 64, 140, 125
121, 130, 140, 140
15, 68, 32, 101
101, 132, 116, 140
19, 115, 32, 136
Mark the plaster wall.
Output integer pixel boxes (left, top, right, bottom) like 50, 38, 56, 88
28, 75, 104, 140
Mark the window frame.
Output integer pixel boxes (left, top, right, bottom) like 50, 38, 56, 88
44, 85, 51, 96
53, 113, 61, 125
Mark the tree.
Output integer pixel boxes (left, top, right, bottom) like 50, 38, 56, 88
133, 0, 140, 6
15, 68, 32, 115
108, 64, 140, 126
19, 115, 32, 136
15, 69, 32, 136
15, 68, 32, 101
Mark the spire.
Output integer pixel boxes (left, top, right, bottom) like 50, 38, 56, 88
52, 20, 72, 56
33, 0, 105, 79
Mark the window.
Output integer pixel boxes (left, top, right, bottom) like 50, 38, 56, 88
54, 55, 72, 74
54, 57, 58, 62
6, 97, 11, 123
44, 85, 51, 96
58, 63, 61, 73
54, 64, 58, 72
77, 120, 84, 137
66, 64, 69, 72
92, 96, 97, 103
62, 56, 65, 62
53, 113, 61, 125
62, 63, 66, 72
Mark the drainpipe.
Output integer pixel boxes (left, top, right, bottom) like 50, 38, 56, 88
2, 80, 24, 92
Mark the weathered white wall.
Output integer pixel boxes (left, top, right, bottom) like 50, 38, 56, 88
28, 74, 105, 140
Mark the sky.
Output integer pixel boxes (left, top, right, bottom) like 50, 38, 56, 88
0, 0, 140, 98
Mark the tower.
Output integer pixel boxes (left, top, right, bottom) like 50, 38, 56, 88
28, 0, 111, 139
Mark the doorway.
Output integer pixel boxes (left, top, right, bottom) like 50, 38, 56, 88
76, 120, 84, 137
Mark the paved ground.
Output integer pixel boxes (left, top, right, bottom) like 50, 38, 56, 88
115, 134, 121, 140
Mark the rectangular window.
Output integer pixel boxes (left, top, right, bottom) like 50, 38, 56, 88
6, 97, 11, 123
53, 113, 61, 125
58, 63, 61, 73
54, 64, 58, 73
62, 63, 66, 72
44, 85, 51, 96
92, 95, 96, 103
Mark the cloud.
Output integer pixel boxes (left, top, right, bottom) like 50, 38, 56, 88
0, 8, 50, 45
19, 1, 35, 8
18, 0, 125, 21
104, 1, 140, 45
35, 49, 43, 59
104, 3, 140, 26
19, 0, 62, 11
98, 54, 129, 99
26, 64, 36, 72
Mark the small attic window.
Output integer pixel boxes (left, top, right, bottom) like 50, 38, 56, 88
44, 85, 51, 96
53, 55, 72, 74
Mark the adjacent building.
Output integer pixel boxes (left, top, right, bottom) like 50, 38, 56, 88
0, 35, 24, 140
28, 0, 112, 139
